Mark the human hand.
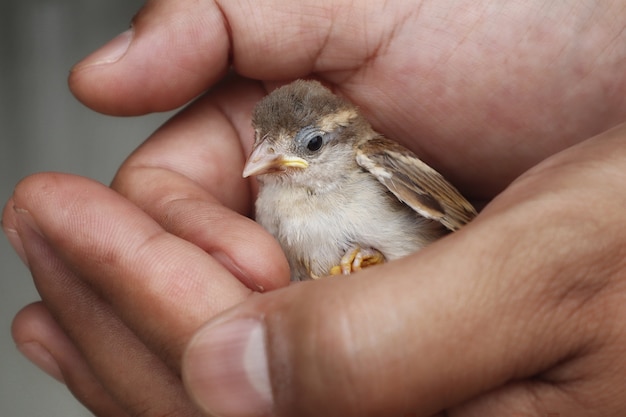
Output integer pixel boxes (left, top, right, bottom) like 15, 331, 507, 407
4, 76, 290, 416
5, 0, 626, 416
183, 122, 626, 416
67, 0, 626, 196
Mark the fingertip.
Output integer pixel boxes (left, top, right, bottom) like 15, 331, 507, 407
70, 28, 134, 72
12, 303, 136, 416
68, 0, 231, 115
183, 317, 273, 417
2, 197, 28, 267
211, 247, 288, 294
11, 172, 105, 221
12, 303, 66, 383
212, 219, 291, 293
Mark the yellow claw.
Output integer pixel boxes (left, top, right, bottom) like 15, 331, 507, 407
328, 246, 386, 276
358, 250, 386, 268
329, 265, 343, 275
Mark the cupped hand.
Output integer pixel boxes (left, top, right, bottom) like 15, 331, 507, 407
4, 0, 626, 416
4, 76, 290, 416
68, 0, 626, 195
182, 122, 626, 417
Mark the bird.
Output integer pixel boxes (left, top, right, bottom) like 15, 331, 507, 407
243, 79, 476, 281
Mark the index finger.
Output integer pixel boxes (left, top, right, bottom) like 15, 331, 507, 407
112, 76, 290, 292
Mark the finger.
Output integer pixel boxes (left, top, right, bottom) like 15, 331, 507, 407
69, 0, 626, 198
13, 222, 203, 417
69, 0, 232, 115
111, 76, 290, 292
12, 303, 133, 417
69, 0, 626, 197
10, 172, 251, 369
182, 124, 626, 417
68, 0, 397, 116
446, 381, 588, 416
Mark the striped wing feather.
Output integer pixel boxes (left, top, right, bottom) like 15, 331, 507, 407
356, 136, 476, 231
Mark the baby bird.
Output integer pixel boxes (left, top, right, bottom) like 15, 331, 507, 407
243, 80, 476, 281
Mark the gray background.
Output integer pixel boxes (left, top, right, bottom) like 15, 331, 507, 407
1, 1, 175, 415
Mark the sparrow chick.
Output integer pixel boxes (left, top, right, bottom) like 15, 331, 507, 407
243, 80, 476, 281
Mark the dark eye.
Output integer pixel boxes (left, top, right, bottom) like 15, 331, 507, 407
306, 135, 324, 152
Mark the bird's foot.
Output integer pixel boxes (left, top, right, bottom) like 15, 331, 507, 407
329, 246, 385, 275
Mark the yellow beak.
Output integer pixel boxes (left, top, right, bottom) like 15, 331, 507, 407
242, 141, 308, 178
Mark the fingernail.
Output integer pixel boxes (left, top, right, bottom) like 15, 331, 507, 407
2, 223, 28, 266
212, 252, 265, 292
17, 342, 65, 383
184, 318, 273, 417
12, 207, 49, 267
13, 206, 43, 237
72, 28, 133, 71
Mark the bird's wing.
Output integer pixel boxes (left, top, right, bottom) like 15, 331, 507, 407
356, 136, 476, 231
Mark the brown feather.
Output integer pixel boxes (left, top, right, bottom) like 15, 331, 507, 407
356, 136, 476, 231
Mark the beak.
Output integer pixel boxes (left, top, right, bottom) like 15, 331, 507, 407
242, 140, 308, 178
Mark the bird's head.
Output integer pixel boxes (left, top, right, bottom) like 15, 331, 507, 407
243, 80, 371, 188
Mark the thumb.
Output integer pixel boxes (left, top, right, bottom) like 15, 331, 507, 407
68, 0, 383, 116
180, 204, 593, 416
69, 0, 231, 115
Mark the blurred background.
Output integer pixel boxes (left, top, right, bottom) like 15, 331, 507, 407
1, 1, 174, 415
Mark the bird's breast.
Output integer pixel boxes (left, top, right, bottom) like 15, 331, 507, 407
254, 175, 441, 280
255, 183, 351, 277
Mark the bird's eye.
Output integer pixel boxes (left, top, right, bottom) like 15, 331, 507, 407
306, 135, 324, 152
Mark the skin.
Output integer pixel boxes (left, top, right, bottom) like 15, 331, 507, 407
4, 0, 626, 416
